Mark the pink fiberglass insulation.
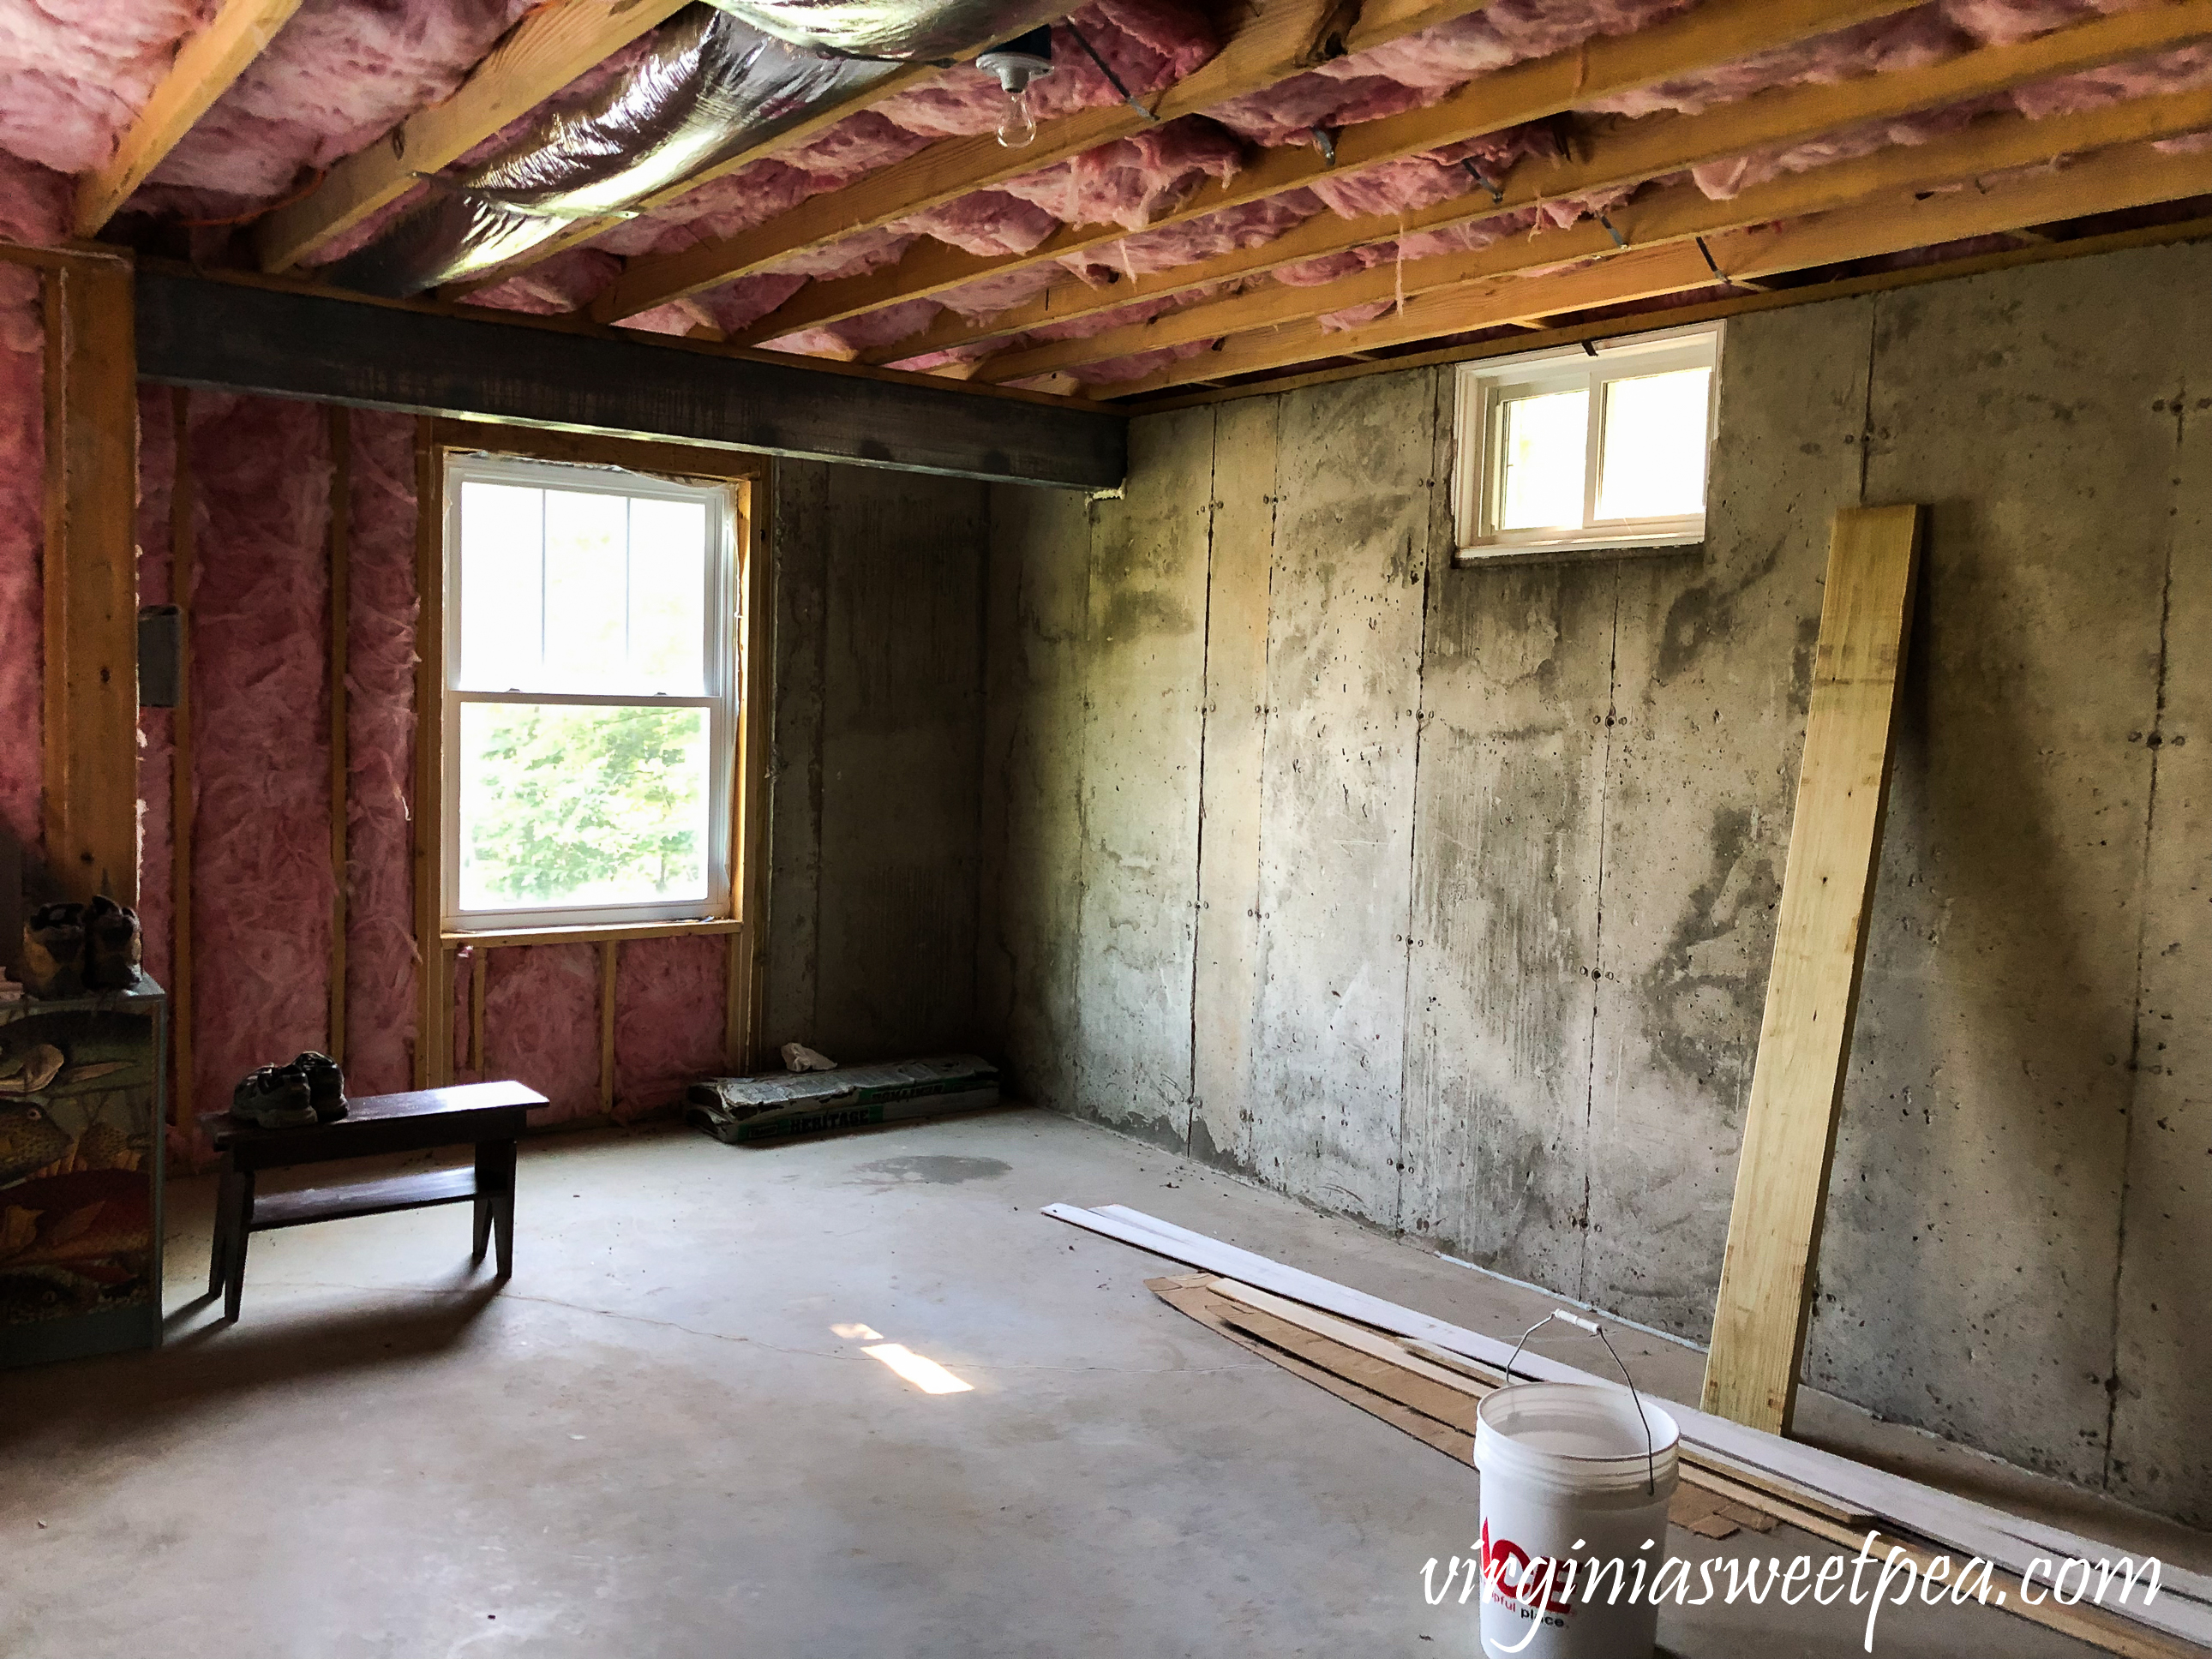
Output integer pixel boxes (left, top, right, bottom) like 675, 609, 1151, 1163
1055, 193, 1324, 284
482, 944, 602, 1126
1689, 36, 2212, 201
764, 295, 945, 357
992, 118, 1247, 231
692, 272, 812, 333
139, 0, 542, 211
588, 0, 1214, 267
1047, 335, 1217, 385
1206, 0, 1694, 147
471, 248, 627, 317
0, 0, 215, 177
933, 261, 1063, 317
0, 156, 58, 863
736, 0, 2184, 365
186, 393, 335, 1135
343, 410, 420, 1100
1318, 296, 1396, 332
612, 934, 727, 1121
134, 388, 177, 998
2009, 40, 2212, 118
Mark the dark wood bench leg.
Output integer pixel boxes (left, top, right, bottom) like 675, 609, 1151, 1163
208, 1165, 236, 1297
484, 1139, 517, 1278
471, 1145, 494, 1264
222, 1170, 255, 1322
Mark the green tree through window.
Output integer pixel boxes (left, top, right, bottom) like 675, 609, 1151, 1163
462, 704, 708, 905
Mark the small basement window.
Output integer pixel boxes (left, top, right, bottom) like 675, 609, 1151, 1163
1453, 326, 1719, 561
442, 454, 738, 932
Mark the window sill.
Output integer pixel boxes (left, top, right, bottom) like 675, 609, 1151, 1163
441, 916, 744, 949
1455, 540, 1704, 569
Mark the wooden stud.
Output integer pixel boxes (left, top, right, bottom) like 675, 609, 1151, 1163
411, 418, 446, 1088
168, 386, 195, 1127
255, 0, 693, 270
73, 0, 307, 237
444, 945, 461, 1084
598, 940, 617, 1114
327, 406, 350, 1066
471, 944, 489, 1074
1701, 506, 1924, 1435
41, 258, 139, 909
731, 476, 772, 1075
723, 931, 746, 1076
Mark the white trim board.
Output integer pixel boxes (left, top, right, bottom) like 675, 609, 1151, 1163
1045, 1202, 2212, 1649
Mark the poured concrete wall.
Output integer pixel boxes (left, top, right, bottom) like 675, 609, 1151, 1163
764, 461, 990, 1063
980, 240, 2212, 1524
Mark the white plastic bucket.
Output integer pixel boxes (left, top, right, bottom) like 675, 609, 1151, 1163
1473, 1381, 1681, 1659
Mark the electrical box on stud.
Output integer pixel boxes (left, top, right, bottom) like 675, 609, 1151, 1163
976, 26, 1052, 148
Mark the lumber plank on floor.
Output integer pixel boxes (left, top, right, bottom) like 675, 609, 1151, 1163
1702, 503, 1925, 1435
1151, 1270, 2197, 1659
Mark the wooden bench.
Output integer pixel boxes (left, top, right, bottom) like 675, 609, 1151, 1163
200, 1080, 546, 1322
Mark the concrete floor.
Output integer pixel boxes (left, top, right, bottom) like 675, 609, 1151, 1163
0, 1107, 2197, 1657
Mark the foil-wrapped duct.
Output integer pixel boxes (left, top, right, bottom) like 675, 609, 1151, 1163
703, 0, 1063, 64
333, 0, 1067, 297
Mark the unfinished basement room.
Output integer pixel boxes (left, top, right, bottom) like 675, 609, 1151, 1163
2, 0, 2209, 1654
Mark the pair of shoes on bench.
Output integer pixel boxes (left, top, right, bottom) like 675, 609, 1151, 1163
232, 1053, 348, 1129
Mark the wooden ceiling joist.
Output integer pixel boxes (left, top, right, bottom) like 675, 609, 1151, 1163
1093, 135, 2212, 397
725, 0, 2211, 355
586, 0, 1420, 323
974, 82, 2212, 382
713, 0, 1924, 345
255, 0, 698, 273
74, 0, 308, 237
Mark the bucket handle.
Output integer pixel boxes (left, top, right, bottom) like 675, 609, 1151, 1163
1502, 1309, 1661, 1497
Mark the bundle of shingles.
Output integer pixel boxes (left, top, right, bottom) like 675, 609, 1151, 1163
1048, 1202, 2212, 1659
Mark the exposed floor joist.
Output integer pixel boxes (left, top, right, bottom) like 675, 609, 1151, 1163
974, 85, 2212, 382
75, 0, 308, 237
255, 0, 694, 272
722, 0, 1928, 348
734, 0, 2212, 359
584, 0, 1536, 323
1091, 136, 2212, 396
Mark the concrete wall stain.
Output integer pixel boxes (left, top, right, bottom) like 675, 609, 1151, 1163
977, 243, 2212, 1525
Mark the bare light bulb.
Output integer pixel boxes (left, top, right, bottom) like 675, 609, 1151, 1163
996, 82, 1037, 149
978, 28, 1052, 152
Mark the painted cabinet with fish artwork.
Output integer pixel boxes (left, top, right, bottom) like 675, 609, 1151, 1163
0, 983, 165, 1367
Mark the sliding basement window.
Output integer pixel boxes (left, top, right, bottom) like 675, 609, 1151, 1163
441, 453, 738, 933
1454, 324, 1720, 561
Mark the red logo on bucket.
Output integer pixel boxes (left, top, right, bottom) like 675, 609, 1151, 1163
1481, 1519, 1576, 1615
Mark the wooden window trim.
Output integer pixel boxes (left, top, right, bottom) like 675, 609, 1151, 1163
411, 421, 773, 1087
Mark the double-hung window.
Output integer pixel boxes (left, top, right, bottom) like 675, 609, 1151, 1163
443, 453, 738, 933
1454, 325, 1720, 560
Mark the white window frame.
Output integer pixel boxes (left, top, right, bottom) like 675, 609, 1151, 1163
1454, 323, 1721, 562
441, 452, 738, 934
